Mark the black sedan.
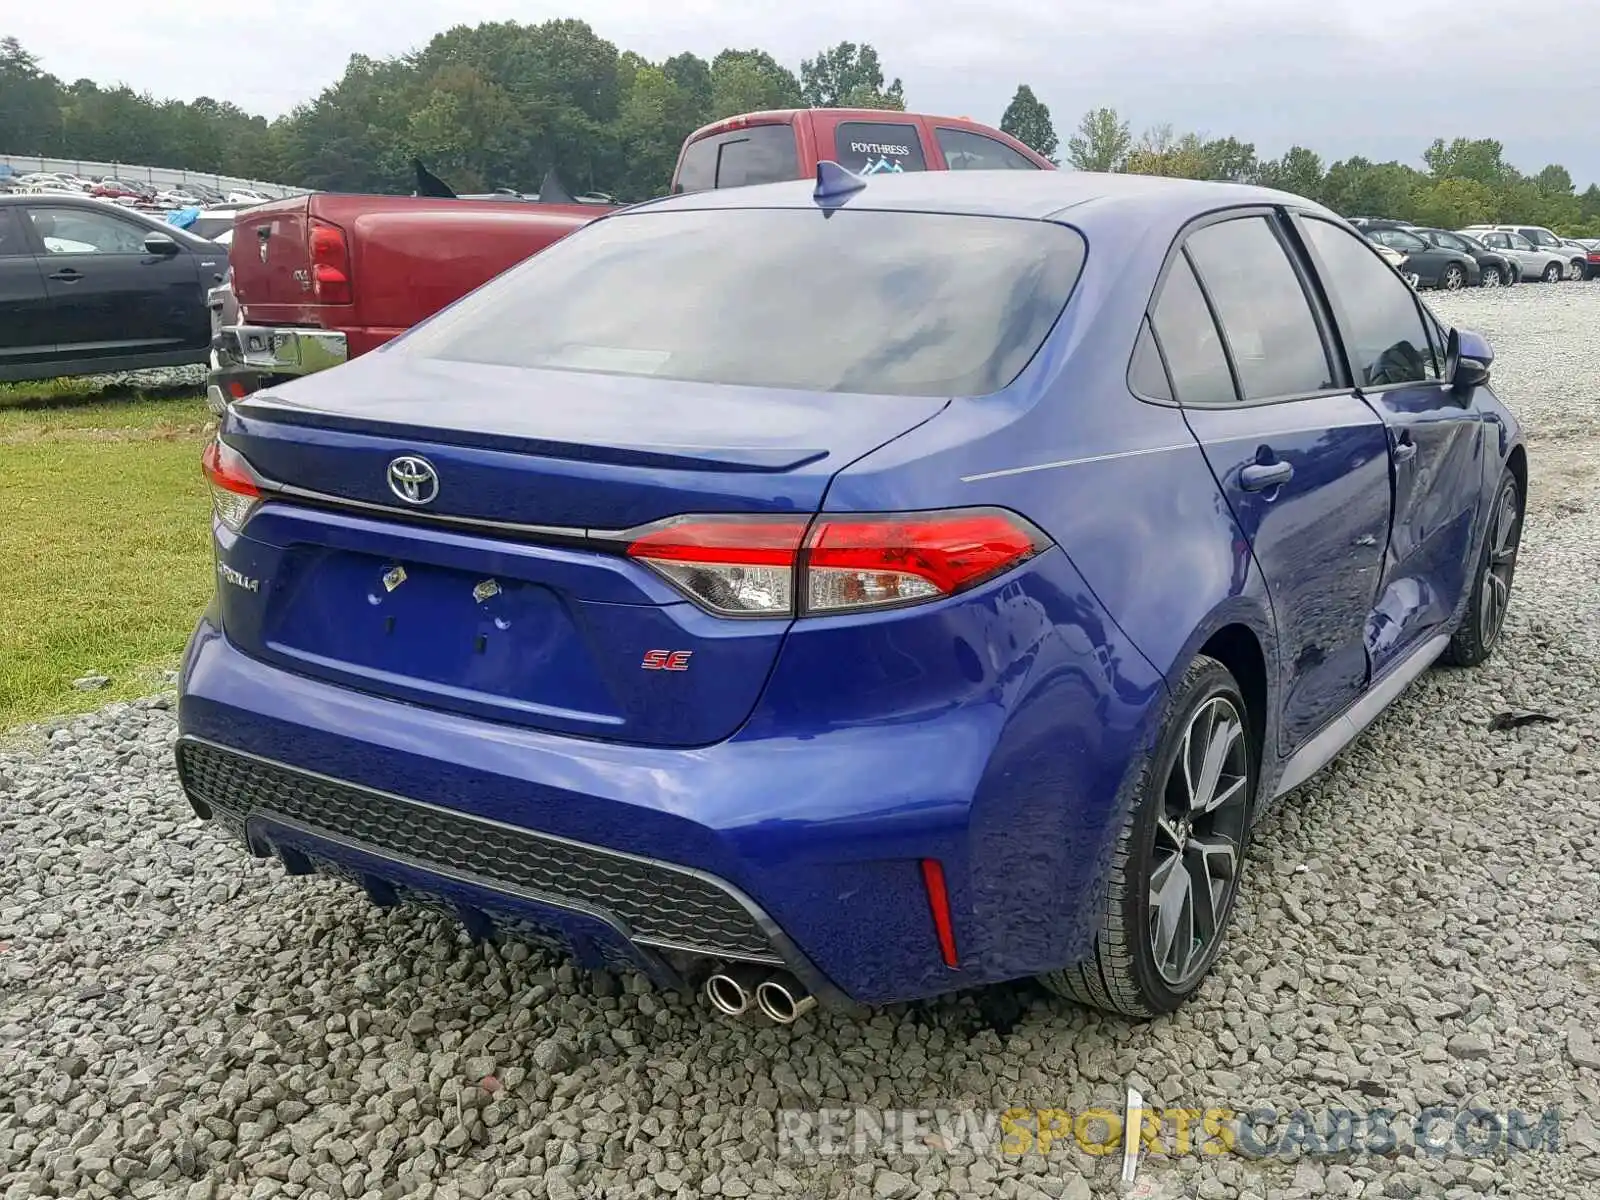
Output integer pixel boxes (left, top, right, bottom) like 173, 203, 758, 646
0, 194, 227, 383
1408, 227, 1519, 289
1363, 223, 1482, 290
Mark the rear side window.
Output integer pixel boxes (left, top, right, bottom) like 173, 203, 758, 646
1302, 217, 1439, 387
1183, 217, 1334, 401
675, 124, 800, 193
834, 122, 928, 175
398, 208, 1087, 397
1149, 256, 1237, 406
935, 128, 1040, 171
1128, 319, 1172, 401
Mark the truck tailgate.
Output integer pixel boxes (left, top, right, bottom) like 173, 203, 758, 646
229, 195, 312, 315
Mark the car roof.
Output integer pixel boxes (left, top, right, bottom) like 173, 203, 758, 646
630, 169, 1337, 226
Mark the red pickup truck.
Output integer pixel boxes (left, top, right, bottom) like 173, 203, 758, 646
210, 108, 1052, 402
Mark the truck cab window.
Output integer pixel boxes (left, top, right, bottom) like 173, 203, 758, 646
675, 125, 801, 193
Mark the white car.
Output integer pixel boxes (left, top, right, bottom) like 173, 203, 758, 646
1458, 227, 1568, 283
1493, 224, 1589, 281
16, 172, 89, 193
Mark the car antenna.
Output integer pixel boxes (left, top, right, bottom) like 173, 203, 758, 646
813, 160, 866, 207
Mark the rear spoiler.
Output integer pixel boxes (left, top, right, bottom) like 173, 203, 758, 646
411, 158, 591, 206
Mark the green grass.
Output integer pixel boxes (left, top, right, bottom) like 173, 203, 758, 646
0, 393, 216, 728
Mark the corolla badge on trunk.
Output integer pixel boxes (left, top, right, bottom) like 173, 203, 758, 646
387, 456, 439, 505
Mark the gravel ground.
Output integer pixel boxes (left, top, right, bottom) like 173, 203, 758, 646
3, 284, 1599, 1200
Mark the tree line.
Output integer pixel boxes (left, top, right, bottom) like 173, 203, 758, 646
4, 27, 1598, 235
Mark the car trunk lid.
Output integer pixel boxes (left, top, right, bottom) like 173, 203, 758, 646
213, 354, 947, 746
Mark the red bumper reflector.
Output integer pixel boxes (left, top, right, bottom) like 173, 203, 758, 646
920, 858, 960, 968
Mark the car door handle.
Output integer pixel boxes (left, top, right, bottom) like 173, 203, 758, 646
47, 268, 83, 282
1394, 439, 1418, 463
1240, 461, 1294, 491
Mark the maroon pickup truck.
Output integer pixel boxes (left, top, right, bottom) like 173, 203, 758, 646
209, 108, 1052, 403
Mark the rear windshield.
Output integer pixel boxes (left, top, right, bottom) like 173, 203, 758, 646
398, 207, 1087, 397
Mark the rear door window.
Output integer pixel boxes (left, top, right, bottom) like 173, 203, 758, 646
25, 206, 150, 255
675, 124, 800, 193
934, 128, 1040, 171
834, 121, 928, 176
1183, 216, 1335, 401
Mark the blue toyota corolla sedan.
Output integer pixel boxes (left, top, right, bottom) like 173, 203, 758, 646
177, 166, 1525, 1022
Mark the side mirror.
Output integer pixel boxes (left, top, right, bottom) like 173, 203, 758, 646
1446, 327, 1493, 392
143, 231, 180, 257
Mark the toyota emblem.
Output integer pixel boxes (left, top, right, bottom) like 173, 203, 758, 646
387, 456, 439, 505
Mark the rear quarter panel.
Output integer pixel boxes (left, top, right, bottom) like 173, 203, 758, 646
811, 204, 1286, 980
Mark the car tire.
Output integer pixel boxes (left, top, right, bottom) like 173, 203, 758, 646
1543, 262, 1563, 282
1441, 468, 1523, 668
1038, 655, 1256, 1018
1479, 265, 1501, 288
1442, 263, 1467, 290
1570, 260, 1586, 281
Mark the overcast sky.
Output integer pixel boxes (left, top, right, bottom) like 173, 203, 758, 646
12, 0, 1599, 185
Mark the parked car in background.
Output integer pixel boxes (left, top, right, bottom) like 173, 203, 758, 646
0, 194, 226, 383
178, 170, 1525, 1021
209, 107, 1056, 405
16, 174, 83, 196
1496, 224, 1589, 280
1578, 238, 1600, 278
1559, 237, 1597, 279
91, 179, 146, 201
1406, 227, 1517, 288
1461, 228, 1567, 282
1370, 241, 1410, 275
1462, 224, 1581, 280
1364, 224, 1480, 289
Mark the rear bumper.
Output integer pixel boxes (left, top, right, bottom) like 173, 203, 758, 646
175, 544, 1166, 1006
175, 732, 848, 1004
207, 323, 349, 407
207, 323, 396, 403
218, 323, 349, 378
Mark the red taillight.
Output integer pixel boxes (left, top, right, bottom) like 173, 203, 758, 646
308, 218, 351, 304
201, 438, 262, 531
805, 511, 1045, 613
624, 509, 1047, 618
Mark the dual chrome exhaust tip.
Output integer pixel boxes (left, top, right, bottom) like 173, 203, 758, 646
703, 965, 817, 1024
